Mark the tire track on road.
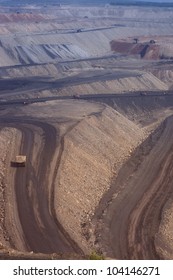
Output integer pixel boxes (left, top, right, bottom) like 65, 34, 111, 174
95, 115, 173, 259
0, 118, 82, 254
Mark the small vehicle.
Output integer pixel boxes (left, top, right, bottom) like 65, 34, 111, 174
11, 155, 26, 167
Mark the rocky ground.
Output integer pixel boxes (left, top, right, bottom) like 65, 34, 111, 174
0, 3, 173, 260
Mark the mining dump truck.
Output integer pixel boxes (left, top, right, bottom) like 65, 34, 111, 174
11, 155, 26, 167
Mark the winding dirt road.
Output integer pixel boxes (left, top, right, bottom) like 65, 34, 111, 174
0, 117, 82, 254
95, 115, 173, 259
1, 103, 173, 259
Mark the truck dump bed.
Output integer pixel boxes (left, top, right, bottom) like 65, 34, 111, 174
11, 155, 26, 167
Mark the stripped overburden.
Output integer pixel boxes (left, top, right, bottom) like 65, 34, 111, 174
0, 2, 173, 260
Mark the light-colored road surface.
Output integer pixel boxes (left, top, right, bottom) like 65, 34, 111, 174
95, 115, 173, 259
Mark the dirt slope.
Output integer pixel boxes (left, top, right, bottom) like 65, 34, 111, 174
110, 39, 173, 60
1, 3, 173, 260
0, 127, 22, 250
93, 116, 173, 259
151, 69, 173, 89
57, 72, 168, 95
55, 105, 146, 252
155, 196, 173, 259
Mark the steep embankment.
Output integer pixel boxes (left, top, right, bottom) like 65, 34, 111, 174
1, 64, 62, 79
57, 72, 168, 95
0, 127, 22, 250
151, 69, 173, 89
93, 115, 173, 259
110, 40, 160, 59
0, 99, 106, 256
110, 37, 173, 60
1, 25, 173, 67
0, 43, 89, 66
156, 198, 173, 259
55, 105, 146, 252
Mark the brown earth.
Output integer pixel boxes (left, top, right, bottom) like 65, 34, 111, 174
1, 95, 173, 259
110, 36, 173, 60
110, 40, 161, 60
92, 115, 173, 259
55, 105, 146, 253
0, 100, 146, 254
0, 13, 45, 23
0, 4, 173, 260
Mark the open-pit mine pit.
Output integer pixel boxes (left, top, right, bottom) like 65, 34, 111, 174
0, 1, 173, 260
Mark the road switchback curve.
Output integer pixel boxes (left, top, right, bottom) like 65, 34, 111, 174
0, 118, 82, 255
